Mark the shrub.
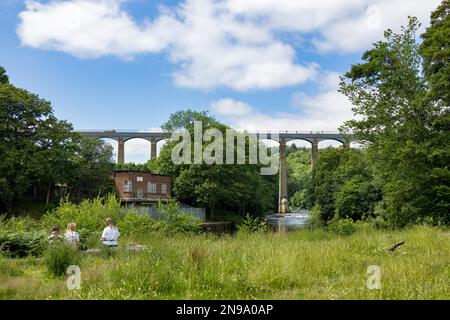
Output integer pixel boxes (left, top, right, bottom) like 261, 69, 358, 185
238, 213, 270, 233
156, 200, 202, 234
42, 195, 125, 236
117, 211, 157, 236
42, 196, 202, 242
335, 175, 381, 221
0, 215, 43, 233
305, 205, 325, 229
0, 230, 46, 257
44, 242, 82, 278
329, 218, 357, 236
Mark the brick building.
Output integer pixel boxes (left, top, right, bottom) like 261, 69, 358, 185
113, 170, 172, 206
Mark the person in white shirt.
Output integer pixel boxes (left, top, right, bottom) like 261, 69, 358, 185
101, 217, 120, 247
64, 222, 80, 245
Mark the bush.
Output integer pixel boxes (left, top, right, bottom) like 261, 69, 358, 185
44, 242, 82, 278
329, 218, 357, 236
0, 230, 46, 257
157, 202, 202, 234
238, 213, 270, 233
305, 205, 325, 229
0, 215, 43, 233
42, 196, 202, 241
42, 195, 125, 236
335, 175, 381, 221
117, 211, 157, 236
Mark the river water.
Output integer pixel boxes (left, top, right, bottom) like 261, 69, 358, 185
265, 209, 310, 231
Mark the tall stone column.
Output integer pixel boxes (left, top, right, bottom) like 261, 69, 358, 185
311, 138, 319, 169
343, 139, 351, 148
151, 138, 157, 160
118, 138, 125, 164
278, 139, 288, 213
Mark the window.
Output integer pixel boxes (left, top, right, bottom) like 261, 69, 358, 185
124, 180, 132, 192
147, 182, 157, 193
161, 184, 167, 194
137, 176, 143, 182
137, 188, 144, 198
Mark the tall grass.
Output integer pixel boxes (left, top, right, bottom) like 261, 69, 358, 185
0, 225, 448, 299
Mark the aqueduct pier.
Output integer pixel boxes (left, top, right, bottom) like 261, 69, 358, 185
76, 130, 352, 212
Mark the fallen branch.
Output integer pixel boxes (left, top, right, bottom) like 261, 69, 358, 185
388, 241, 405, 251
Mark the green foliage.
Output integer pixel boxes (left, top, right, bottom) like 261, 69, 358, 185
287, 147, 312, 210
328, 218, 357, 236
0, 66, 8, 84
335, 175, 380, 221
339, 13, 449, 227
0, 258, 24, 277
238, 213, 270, 233
0, 77, 74, 211
305, 205, 325, 229
70, 136, 115, 200
0, 215, 47, 257
42, 194, 124, 237
0, 66, 115, 213
43, 242, 81, 278
42, 196, 202, 243
148, 109, 277, 218
4, 226, 450, 299
0, 215, 43, 233
0, 230, 46, 257
419, 0, 450, 107
116, 211, 157, 236
156, 200, 202, 234
309, 148, 381, 223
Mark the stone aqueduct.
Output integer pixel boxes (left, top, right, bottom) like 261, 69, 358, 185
77, 130, 352, 212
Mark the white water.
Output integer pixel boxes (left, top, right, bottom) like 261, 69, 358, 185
265, 209, 310, 230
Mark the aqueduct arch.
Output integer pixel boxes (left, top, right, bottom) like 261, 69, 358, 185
77, 130, 352, 213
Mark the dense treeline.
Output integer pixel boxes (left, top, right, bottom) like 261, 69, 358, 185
0, 67, 115, 214
289, 2, 449, 227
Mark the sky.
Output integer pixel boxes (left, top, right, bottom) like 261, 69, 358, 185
0, 0, 441, 162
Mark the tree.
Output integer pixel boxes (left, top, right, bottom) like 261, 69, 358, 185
70, 136, 115, 201
0, 66, 8, 84
339, 14, 449, 226
419, 0, 450, 225
308, 147, 380, 223
335, 175, 380, 221
420, 0, 450, 106
0, 69, 76, 211
286, 147, 312, 209
0, 66, 116, 211
149, 109, 277, 218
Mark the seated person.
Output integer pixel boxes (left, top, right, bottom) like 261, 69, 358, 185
48, 225, 63, 243
64, 222, 80, 246
101, 218, 120, 247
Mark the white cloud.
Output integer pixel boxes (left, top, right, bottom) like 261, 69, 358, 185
210, 98, 252, 116
210, 71, 354, 141
225, 0, 441, 53
17, 0, 440, 90
17, 0, 170, 59
18, 0, 317, 90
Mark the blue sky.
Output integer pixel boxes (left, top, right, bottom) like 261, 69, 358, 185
0, 0, 440, 162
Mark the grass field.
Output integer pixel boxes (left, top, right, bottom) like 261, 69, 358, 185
0, 225, 449, 300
